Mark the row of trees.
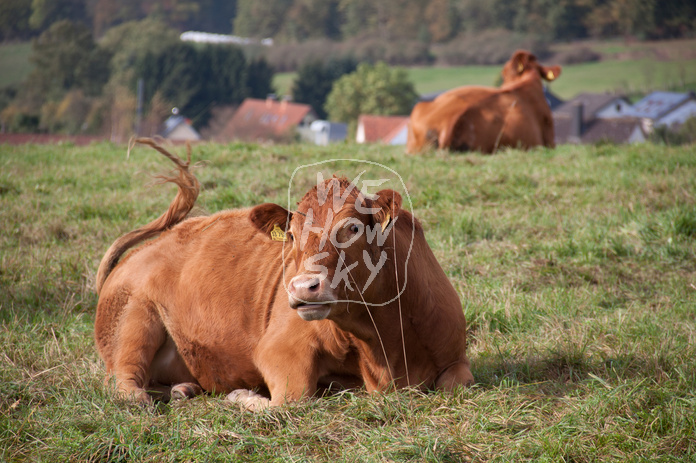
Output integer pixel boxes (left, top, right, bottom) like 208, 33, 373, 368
0, 0, 237, 41
1, 0, 694, 43
0, 19, 273, 137
236, 0, 696, 43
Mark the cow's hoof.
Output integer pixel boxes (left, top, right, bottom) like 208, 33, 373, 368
226, 389, 271, 412
171, 382, 203, 400
118, 388, 153, 405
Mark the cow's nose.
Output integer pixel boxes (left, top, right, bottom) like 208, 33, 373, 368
288, 274, 326, 306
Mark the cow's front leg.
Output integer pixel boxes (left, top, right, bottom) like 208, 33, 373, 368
254, 333, 319, 408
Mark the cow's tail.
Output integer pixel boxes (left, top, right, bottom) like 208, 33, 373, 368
95, 138, 200, 294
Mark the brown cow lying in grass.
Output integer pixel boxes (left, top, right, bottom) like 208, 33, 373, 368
407, 50, 562, 154
95, 139, 474, 410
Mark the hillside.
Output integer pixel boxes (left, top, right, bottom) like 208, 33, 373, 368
3, 38, 696, 100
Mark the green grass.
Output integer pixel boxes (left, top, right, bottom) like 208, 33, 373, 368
1, 141, 696, 461
548, 58, 696, 99
0, 42, 32, 88
275, 58, 696, 100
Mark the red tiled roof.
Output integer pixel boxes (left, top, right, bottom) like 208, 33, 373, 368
220, 98, 314, 142
358, 115, 409, 143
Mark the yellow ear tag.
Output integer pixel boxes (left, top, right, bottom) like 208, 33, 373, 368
517, 62, 524, 73
270, 224, 287, 242
546, 70, 555, 80
381, 213, 391, 233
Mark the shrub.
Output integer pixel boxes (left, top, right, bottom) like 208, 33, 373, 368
431, 29, 550, 66
551, 47, 601, 65
325, 62, 417, 130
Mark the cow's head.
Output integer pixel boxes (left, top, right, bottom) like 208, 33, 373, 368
250, 177, 402, 321
501, 50, 562, 85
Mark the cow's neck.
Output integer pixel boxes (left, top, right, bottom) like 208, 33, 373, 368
503, 71, 543, 93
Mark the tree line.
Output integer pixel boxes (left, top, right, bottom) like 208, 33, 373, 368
1, 0, 694, 43
0, 19, 273, 137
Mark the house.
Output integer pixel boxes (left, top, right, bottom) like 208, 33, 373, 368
161, 114, 201, 141
304, 120, 347, 146
554, 93, 632, 125
543, 87, 565, 111
218, 97, 316, 143
553, 93, 638, 144
626, 91, 696, 130
356, 115, 409, 145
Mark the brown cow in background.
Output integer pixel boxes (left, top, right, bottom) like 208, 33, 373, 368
94, 139, 473, 411
407, 50, 561, 154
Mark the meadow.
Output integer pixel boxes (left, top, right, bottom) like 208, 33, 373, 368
1, 140, 695, 461
273, 57, 696, 100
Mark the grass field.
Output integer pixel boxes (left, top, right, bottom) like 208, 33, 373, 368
1, 140, 695, 461
275, 57, 696, 100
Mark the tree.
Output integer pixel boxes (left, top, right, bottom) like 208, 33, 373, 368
134, 42, 201, 120
233, 0, 292, 38
292, 57, 357, 119
100, 18, 180, 88
280, 0, 341, 41
191, 0, 237, 34
0, 0, 32, 41
425, 0, 457, 43
29, 0, 89, 31
91, 0, 141, 37
134, 43, 274, 129
245, 58, 275, 99
26, 20, 110, 102
325, 62, 417, 130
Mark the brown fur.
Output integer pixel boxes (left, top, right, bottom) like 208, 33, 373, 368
407, 50, 562, 154
95, 140, 473, 408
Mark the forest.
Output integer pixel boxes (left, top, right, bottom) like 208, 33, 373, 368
2, 0, 694, 43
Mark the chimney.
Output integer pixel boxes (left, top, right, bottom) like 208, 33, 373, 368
280, 95, 291, 112
266, 93, 277, 108
569, 102, 583, 143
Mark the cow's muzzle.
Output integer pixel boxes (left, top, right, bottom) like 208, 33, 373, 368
288, 274, 335, 321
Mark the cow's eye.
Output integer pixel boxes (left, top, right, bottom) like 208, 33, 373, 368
349, 224, 359, 234
286, 231, 294, 241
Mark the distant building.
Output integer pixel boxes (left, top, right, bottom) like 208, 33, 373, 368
553, 92, 641, 144
356, 115, 410, 145
217, 97, 316, 143
304, 120, 347, 146
180, 31, 273, 46
543, 87, 565, 111
626, 91, 696, 130
161, 114, 201, 141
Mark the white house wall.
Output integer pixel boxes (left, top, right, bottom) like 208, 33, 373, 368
168, 125, 201, 141
389, 126, 408, 145
627, 127, 646, 144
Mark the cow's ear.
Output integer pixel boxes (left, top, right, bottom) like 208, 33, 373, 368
249, 203, 292, 235
513, 50, 534, 74
540, 65, 562, 82
368, 189, 402, 231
